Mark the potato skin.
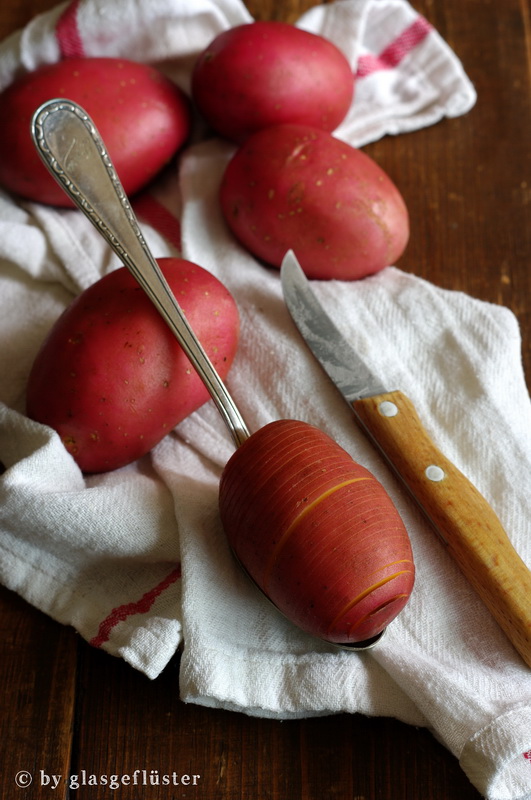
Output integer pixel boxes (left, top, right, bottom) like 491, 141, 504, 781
219, 419, 415, 644
220, 123, 409, 280
0, 58, 190, 206
26, 258, 239, 473
192, 21, 354, 143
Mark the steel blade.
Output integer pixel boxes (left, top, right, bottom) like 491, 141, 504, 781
280, 250, 388, 403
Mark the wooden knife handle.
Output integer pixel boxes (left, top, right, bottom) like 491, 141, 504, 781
352, 389, 531, 668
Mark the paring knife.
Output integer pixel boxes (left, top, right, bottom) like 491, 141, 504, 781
280, 249, 531, 667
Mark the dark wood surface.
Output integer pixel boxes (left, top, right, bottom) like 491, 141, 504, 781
1, 1, 529, 798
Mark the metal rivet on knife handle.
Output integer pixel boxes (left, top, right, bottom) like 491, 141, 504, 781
425, 465, 446, 482
378, 401, 399, 417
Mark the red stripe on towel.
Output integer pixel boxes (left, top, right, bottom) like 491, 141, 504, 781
56, 0, 85, 58
134, 193, 183, 252
90, 564, 182, 648
356, 17, 432, 78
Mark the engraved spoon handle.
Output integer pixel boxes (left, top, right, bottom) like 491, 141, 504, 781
31, 99, 250, 448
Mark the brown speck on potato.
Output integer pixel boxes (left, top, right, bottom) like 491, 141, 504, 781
62, 435, 78, 454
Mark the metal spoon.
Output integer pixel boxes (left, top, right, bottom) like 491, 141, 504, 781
31, 99, 250, 449
31, 98, 384, 652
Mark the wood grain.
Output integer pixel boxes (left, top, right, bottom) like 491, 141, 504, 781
354, 390, 531, 667
0, 0, 528, 798
0, 589, 76, 799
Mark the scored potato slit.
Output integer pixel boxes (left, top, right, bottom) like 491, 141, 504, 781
219, 419, 415, 644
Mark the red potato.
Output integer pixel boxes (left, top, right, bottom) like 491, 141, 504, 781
26, 258, 239, 473
0, 58, 190, 206
192, 21, 354, 143
219, 419, 415, 644
220, 123, 409, 280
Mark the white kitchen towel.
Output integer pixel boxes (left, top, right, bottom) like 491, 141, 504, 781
1, 1, 530, 799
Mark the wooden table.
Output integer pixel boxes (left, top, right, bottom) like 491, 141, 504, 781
0, 1, 528, 798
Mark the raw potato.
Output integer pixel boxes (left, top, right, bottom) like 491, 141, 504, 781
220, 123, 410, 280
0, 58, 191, 206
220, 419, 415, 644
26, 258, 240, 473
192, 21, 354, 143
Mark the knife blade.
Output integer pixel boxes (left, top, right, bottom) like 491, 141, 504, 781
280, 249, 531, 667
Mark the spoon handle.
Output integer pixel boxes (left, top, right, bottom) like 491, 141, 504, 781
31, 99, 250, 448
